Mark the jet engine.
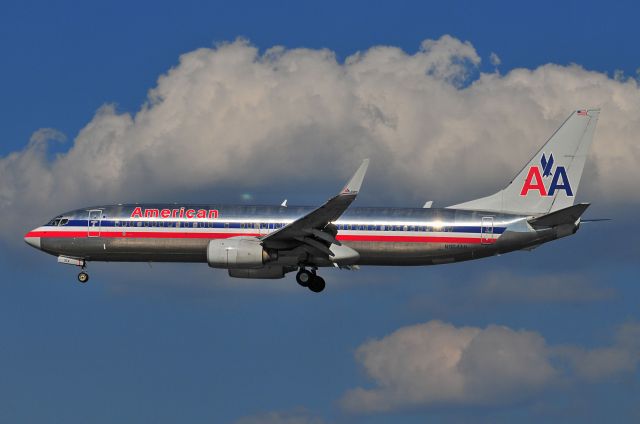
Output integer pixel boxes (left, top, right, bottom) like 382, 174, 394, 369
207, 237, 270, 269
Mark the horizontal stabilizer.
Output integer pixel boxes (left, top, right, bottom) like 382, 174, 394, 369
528, 203, 590, 229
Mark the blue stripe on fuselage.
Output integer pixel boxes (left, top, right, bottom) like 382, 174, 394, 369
47, 220, 506, 234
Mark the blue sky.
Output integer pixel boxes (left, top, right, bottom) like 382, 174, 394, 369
1, 1, 639, 423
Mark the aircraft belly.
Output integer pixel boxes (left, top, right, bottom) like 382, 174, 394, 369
42, 237, 208, 262
346, 241, 497, 266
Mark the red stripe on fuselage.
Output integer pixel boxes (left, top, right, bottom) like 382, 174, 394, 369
24, 230, 496, 244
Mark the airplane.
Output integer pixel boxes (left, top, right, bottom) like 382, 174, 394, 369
24, 109, 600, 293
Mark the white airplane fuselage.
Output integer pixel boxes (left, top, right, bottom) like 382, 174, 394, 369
25, 204, 564, 267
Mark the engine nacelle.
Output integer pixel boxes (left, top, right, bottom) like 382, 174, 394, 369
207, 237, 269, 269
228, 266, 285, 279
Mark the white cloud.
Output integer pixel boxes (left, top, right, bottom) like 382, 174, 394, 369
3, 35, 640, 243
489, 52, 501, 67
555, 321, 640, 381
341, 321, 556, 412
341, 320, 640, 413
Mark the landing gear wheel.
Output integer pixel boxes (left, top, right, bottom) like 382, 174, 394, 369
78, 272, 89, 284
296, 269, 313, 287
308, 276, 326, 293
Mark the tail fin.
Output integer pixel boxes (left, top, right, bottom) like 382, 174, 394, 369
448, 109, 600, 215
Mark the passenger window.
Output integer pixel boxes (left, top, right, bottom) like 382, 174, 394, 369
224, 223, 229, 229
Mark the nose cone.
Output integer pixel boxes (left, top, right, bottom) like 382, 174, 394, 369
24, 231, 41, 250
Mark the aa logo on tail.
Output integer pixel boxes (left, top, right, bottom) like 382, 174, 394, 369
520, 153, 574, 197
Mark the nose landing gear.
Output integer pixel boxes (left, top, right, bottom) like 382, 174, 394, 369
58, 256, 90, 284
77, 271, 89, 283
296, 268, 325, 293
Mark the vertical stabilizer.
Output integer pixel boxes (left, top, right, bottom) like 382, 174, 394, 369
448, 109, 599, 215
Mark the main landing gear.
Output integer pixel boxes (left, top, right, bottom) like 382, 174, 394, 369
296, 268, 326, 293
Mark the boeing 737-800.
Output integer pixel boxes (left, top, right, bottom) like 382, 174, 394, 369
24, 109, 600, 292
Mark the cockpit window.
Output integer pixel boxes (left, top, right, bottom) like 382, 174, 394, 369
46, 216, 70, 226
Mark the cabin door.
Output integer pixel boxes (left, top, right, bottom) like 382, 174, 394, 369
480, 216, 494, 245
88, 209, 102, 237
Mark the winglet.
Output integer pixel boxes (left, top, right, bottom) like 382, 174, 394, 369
341, 159, 369, 195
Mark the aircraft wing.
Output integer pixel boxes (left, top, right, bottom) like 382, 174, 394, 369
261, 159, 369, 255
